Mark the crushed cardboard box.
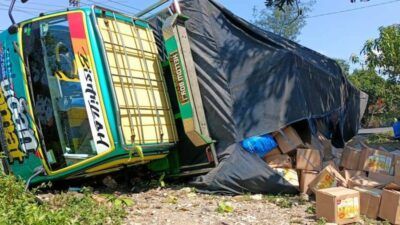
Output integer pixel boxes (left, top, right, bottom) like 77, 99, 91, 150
323, 160, 340, 171
300, 170, 319, 195
308, 165, 347, 193
340, 170, 366, 182
296, 148, 322, 171
274, 126, 304, 154
316, 187, 360, 225
353, 187, 382, 219
347, 175, 385, 189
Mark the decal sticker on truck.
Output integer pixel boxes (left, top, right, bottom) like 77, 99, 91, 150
68, 13, 111, 153
0, 43, 38, 163
77, 50, 110, 152
169, 51, 189, 104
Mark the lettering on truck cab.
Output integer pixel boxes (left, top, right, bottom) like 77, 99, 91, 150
77, 48, 110, 153
169, 51, 189, 104
0, 43, 38, 163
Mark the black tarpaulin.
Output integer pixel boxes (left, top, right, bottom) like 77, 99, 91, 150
152, 0, 367, 194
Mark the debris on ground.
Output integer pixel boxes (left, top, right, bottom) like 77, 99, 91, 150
8, 126, 400, 225
91, 127, 398, 225
259, 125, 400, 224
121, 187, 316, 225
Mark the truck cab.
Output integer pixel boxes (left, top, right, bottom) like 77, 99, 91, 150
0, 2, 216, 184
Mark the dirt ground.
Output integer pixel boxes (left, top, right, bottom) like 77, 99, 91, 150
37, 134, 399, 225
116, 135, 399, 225
119, 187, 317, 225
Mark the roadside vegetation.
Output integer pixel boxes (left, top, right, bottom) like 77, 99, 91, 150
366, 131, 394, 145
0, 175, 127, 225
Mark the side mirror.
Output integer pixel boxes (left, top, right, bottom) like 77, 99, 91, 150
7, 0, 29, 34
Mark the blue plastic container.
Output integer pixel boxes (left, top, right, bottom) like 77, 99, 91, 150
393, 121, 400, 139
241, 134, 278, 157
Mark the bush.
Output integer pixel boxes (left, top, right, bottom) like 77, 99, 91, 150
0, 175, 126, 225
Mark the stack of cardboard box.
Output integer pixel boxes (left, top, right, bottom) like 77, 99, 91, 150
263, 125, 400, 224
263, 126, 349, 196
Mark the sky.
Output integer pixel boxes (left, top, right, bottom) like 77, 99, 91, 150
0, 0, 399, 67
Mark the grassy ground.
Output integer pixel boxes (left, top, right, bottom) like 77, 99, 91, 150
2, 134, 399, 225
365, 130, 400, 150
0, 175, 127, 225
1, 173, 397, 225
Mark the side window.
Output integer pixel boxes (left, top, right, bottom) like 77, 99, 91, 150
40, 19, 78, 81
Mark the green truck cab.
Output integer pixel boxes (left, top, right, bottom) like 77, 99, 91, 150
0, 1, 217, 185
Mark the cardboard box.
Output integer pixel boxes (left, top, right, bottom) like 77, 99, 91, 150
323, 160, 340, 171
340, 170, 366, 182
340, 146, 361, 170
379, 189, 400, 224
309, 165, 347, 193
296, 148, 322, 171
348, 175, 385, 189
385, 181, 400, 191
264, 154, 293, 168
300, 170, 319, 194
316, 187, 360, 224
368, 171, 394, 185
358, 147, 393, 175
273, 168, 299, 188
274, 126, 304, 154
353, 187, 382, 219
392, 150, 400, 176
264, 148, 281, 158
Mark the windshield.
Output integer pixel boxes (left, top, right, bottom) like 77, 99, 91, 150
22, 13, 110, 171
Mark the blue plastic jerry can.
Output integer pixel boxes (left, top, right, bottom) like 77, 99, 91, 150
394, 121, 400, 139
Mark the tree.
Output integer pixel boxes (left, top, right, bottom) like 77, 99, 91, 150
265, 0, 369, 10
252, 1, 314, 41
348, 69, 386, 104
348, 69, 400, 127
361, 25, 400, 83
349, 24, 400, 127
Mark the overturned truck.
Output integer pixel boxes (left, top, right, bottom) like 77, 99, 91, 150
0, 0, 366, 194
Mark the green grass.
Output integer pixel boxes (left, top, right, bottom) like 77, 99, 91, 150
0, 175, 127, 225
366, 131, 394, 145
264, 194, 294, 208
216, 201, 234, 213
305, 205, 315, 214
315, 217, 327, 225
